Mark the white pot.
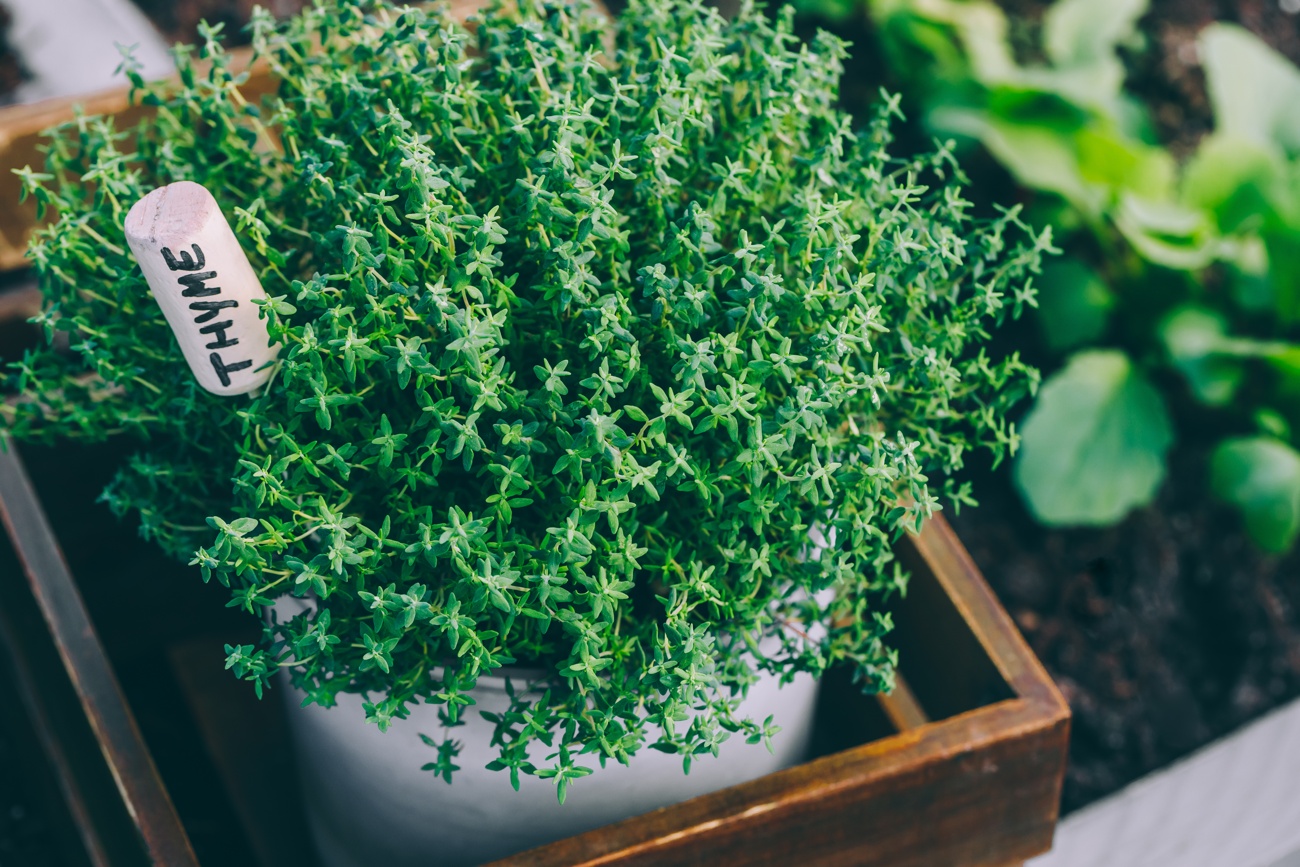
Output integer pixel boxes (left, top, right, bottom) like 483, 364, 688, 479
281, 660, 820, 867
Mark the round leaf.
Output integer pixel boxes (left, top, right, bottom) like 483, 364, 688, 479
1015, 350, 1173, 525
1211, 436, 1300, 553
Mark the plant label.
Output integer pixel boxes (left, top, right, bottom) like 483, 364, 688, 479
124, 181, 279, 396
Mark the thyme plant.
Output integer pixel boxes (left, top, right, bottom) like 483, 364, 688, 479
6, 0, 1045, 798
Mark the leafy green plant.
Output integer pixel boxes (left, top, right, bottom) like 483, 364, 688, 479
4, 0, 1042, 798
801, 0, 1300, 552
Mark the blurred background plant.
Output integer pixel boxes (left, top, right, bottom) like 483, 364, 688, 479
792, 0, 1300, 553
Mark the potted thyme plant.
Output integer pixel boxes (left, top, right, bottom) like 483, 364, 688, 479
4, 0, 1047, 864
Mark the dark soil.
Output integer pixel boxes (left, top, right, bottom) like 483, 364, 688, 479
949, 451, 1300, 813
1125, 0, 1300, 157
988, 0, 1300, 157
129, 0, 310, 46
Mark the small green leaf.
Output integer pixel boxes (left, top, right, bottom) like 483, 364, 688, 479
1211, 437, 1300, 553
1158, 305, 1243, 406
1036, 258, 1114, 351
1015, 350, 1173, 525
227, 517, 260, 537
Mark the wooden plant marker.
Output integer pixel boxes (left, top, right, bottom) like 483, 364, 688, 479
124, 181, 278, 396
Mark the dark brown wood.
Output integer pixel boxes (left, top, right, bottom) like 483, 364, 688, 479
0, 435, 199, 867
876, 674, 929, 733
0, 549, 116, 867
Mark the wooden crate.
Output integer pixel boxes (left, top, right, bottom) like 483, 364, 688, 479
0, 6, 1068, 858
0, 431, 1068, 867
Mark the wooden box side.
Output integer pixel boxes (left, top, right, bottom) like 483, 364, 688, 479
0, 436, 199, 866
502, 699, 1067, 867
902, 515, 1068, 714
501, 515, 1071, 867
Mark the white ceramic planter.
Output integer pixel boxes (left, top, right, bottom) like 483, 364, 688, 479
281, 654, 820, 867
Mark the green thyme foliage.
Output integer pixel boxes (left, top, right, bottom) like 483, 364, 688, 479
6, 0, 1043, 794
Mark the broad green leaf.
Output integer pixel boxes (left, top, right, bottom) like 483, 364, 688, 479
1273, 159, 1300, 228
1041, 0, 1147, 110
870, 11, 972, 83
1076, 127, 1176, 200
1255, 409, 1292, 441
1021, 64, 1128, 116
1182, 134, 1283, 232
1158, 304, 1300, 397
942, 0, 1016, 83
1113, 193, 1219, 270
933, 108, 1099, 215
1201, 24, 1300, 155
984, 84, 1090, 130
870, 0, 1017, 84
1036, 258, 1114, 351
1043, 0, 1147, 69
1015, 350, 1173, 525
794, 0, 859, 23
1211, 436, 1300, 552
1220, 335, 1300, 373
1264, 229, 1300, 324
